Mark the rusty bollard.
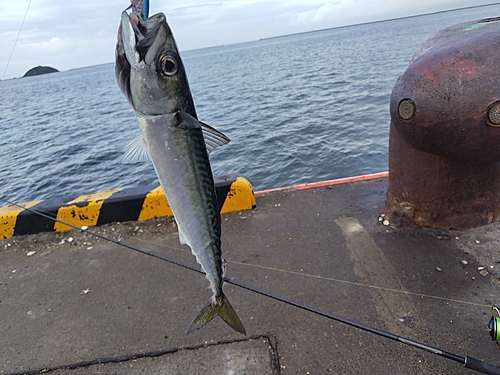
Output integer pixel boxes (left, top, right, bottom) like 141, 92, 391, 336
387, 18, 500, 230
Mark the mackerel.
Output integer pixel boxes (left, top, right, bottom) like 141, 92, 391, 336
115, 4, 245, 335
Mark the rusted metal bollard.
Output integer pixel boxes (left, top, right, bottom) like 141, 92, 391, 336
387, 18, 500, 230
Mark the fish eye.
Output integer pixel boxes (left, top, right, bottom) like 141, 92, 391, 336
159, 54, 178, 76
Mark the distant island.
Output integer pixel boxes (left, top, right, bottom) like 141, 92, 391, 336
23, 66, 59, 77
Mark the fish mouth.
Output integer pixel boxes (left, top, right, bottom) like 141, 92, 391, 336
115, 9, 169, 102
126, 11, 168, 65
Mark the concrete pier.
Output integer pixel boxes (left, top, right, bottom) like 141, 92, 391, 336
2, 174, 500, 374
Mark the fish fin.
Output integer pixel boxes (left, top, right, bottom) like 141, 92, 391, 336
187, 294, 246, 335
123, 134, 151, 163
200, 122, 230, 153
177, 226, 188, 245
177, 111, 230, 153
177, 111, 201, 129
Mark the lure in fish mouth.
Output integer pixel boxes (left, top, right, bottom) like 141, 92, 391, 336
115, 4, 245, 335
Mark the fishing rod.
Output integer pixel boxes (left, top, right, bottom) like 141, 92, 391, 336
5, 202, 500, 375
2, 0, 33, 80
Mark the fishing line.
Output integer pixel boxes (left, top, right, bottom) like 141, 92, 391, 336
6, 200, 488, 308
4, 202, 500, 374
2, 0, 33, 80
113, 226, 491, 309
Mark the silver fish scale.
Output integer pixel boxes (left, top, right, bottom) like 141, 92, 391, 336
187, 126, 223, 287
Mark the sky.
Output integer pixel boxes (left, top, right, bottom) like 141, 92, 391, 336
0, 0, 499, 79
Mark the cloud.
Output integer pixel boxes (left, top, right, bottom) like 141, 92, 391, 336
1, 0, 499, 79
293, 2, 339, 24
278, 0, 498, 32
281, 0, 401, 29
0, 0, 125, 78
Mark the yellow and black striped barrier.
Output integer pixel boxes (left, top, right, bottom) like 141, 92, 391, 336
0, 175, 256, 240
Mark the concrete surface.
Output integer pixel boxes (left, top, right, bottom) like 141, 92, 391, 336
42, 336, 278, 375
2, 176, 500, 374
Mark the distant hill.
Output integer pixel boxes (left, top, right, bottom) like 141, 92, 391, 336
23, 66, 59, 77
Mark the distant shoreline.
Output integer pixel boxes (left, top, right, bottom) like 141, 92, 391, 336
258, 2, 500, 42
177, 2, 500, 53
23, 65, 58, 77
2, 2, 499, 80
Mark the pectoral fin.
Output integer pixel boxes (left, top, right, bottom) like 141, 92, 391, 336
177, 111, 230, 153
123, 134, 151, 163
200, 121, 230, 153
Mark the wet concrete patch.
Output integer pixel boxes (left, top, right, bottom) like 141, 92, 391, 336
22, 335, 279, 375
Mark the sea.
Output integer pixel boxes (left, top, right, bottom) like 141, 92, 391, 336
1, 4, 500, 204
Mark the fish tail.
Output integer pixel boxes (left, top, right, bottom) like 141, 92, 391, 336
187, 293, 246, 335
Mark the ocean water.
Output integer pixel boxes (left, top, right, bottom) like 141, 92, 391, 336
1, 4, 500, 204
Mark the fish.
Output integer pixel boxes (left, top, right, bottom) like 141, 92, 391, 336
115, 3, 246, 335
